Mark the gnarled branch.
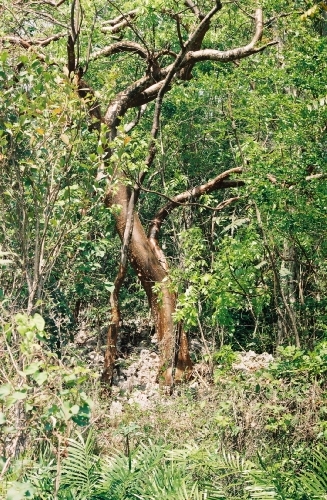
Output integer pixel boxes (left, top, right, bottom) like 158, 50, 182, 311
90, 41, 148, 61
185, 9, 277, 64
1, 32, 65, 48
148, 167, 244, 265
102, 9, 138, 29
184, 0, 205, 20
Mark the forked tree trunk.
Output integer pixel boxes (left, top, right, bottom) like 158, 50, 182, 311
102, 184, 193, 387
3, 0, 274, 389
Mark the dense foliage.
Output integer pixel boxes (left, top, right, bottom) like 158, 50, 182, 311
1, 0, 327, 497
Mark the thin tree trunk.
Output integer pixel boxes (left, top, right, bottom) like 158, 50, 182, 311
102, 262, 126, 385
255, 204, 300, 347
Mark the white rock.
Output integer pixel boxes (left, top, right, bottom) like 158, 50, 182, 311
109, 401, 123, 417
233, 351, 274, 371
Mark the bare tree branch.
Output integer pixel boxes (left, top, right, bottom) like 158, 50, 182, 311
124, 104, 147, 133
67, 35, 76, 75
105, 1, 148, 53
30, 0, 68, 6
184, 0, 205, 20
155, 49, 178, 60
148, 167, 244, 249
102, 9, 138, 27
71, 0, 82, 43
174, 14, 185, 49
102, 19, 136, 34
1, 32, 66, 48
145, 1, 223, 172
185, 9, 277, 64
306, 173, 327, 181
90, 41, 148, 61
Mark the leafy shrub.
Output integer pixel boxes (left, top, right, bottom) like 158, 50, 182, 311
0, 312, 96, 498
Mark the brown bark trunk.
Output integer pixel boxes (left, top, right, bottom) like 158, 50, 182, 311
103, 184, 192, 387
102, 263, 126, 384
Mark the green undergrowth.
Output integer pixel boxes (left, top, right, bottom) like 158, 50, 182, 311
1, 315, 327, 498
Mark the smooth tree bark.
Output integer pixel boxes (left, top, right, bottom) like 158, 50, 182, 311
2, 0, 276, 388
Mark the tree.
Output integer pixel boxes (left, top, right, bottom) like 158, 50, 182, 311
0, 0, 300, 388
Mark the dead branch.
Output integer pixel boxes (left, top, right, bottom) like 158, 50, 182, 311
102, 19, 136, 34
124, 104, 147, 133
71, 0, 82, 44
105, 1, 148, 52
155, 49, 178, 60
32, 0, 67, 6
140, 186, 241, 212
146, 1, 223, 169
99, 4, 274, 133
306, 173, 327, 181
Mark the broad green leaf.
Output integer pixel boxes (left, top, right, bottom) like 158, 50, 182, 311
23, 362, 41, 375
70, 404, 80, 415
11, 391, 28, 401
25, 402, 34, 412
80, 392, 94, 408
6, 481, 36, 500
0, 384, 11, 398
33, 313, 45, 332
63, 373, 77, 385
32, 371, 48, 386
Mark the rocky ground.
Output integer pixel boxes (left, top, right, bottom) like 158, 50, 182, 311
72, 319, 274, 417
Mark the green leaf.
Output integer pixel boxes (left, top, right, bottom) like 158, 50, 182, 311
0, 384, 12, 399
12, 391, 28, 401
33, 313, 45, 332
63, 373, 77, 385
23, 362, 41, 375
0, 412, 6, 425
6, 481, 36, 500
32, 371, 48, 386
17, 325, 29, 335
25, 402, 34, 412
80, 392, 94, 409
15, 313, 27, 324
70, 404, 80, 415
4, 323, 12, 341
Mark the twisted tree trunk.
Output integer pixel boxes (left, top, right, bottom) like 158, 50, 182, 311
2, 1, 277, 389
102, 183, 193, 387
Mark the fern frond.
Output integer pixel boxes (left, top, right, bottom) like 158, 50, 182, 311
245, 484, 279, 499
59, 428, 101, 498
301, 446, 327, 497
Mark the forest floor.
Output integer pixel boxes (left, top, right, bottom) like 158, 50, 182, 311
70, 320, 321, 467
